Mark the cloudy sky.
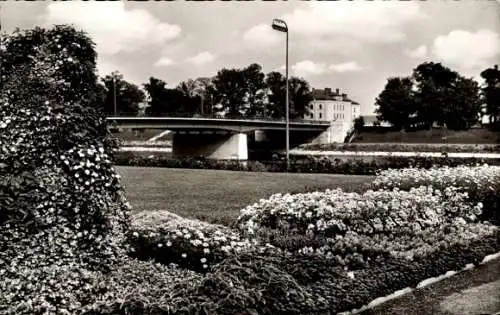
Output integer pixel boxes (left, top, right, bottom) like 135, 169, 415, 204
2, 1, 499, 114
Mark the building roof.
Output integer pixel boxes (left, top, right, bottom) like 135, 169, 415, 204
312, 87, 359, 105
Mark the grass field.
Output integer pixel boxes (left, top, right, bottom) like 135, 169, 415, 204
116, 166, 372, 226
353, 128, 499, 144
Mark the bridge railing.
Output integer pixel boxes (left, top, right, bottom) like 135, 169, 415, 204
106, 112, 330, 124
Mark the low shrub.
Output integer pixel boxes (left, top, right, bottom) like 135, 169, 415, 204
127, 210, 257, 272
114, 151, 500, 175
301, 143, 500, 153
372, 165, 500, 224
237, 186, 482, 239
170, 230, 500, 315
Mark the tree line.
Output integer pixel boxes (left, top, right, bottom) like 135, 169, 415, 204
375, 62, 500, 131
98, 63, 313, 120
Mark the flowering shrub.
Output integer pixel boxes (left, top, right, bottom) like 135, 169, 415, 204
0, 25, 131, 314
238, 187, 481, 238
372, 165, 500, 224
128, 210, 257, 271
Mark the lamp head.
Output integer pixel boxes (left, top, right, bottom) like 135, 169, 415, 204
271, 19, 288, 32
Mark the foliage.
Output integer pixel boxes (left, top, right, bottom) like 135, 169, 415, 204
101, 72, 145, 116
375, 62, 483, 131
0, 25, 131, 314
443, 76, 482, 130
480, 65, 500, 126
176, 77, 215, 115
113, 151, 500, 175
127, 210, 256, 272
236, 186, 483, 239
301, 142, 500, 153
212, 63, 266, 117
375, 77, 416, 130
265, 71, 313, 119
353, 116, 365, 131
372, 165, 500, 224
143, 77, 199, 116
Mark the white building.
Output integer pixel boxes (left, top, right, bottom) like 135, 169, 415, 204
305, 88, 361, 142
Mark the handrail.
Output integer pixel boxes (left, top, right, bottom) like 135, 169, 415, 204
105, 113, 330, 124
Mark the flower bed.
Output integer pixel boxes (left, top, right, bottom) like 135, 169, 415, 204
127, 210, 257, 272
372, 165, 500, 224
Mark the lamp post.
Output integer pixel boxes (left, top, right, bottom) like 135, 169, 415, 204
271, 18, 289, 171
112, 72, 117, 117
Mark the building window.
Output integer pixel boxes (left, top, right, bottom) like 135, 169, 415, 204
310, 113, 314, 119
319, 104, 323, 110
319, 113, 322, 119
310, 104, 314, 110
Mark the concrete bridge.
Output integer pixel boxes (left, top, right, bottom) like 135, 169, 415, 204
107, 116, 344, 160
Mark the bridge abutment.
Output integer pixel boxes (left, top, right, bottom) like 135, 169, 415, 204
172, 131, 248, 160
310, 121, 349, 144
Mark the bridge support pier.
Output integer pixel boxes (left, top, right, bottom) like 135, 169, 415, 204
172, 131, 248, 160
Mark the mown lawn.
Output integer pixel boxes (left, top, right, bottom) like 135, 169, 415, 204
116, 166, 372, 226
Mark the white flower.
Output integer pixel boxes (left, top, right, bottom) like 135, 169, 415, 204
132, 232, 139, 237
200, 258, 207, 263
166, 241, 172, 247
181, 253, 187, 258
157, 243, 163, 248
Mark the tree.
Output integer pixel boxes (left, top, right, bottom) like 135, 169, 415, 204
480, 65, 500, 125
143, 77, 169, 116
375, 77, 415, 130
289, 77, 313, 119
376, 62, 483, 130
444, 77, 482, 130
242, 63, 266, 117
176, 78, 215, 116
264, 72, 312, 119
412, 62, 459, 128
212, 63, 266, 117
265, 71, 286, 118
354, 116, 365, 131
101, 72, 145, 116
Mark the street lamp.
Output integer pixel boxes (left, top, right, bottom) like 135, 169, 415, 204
271, 18, 289, 171
112, 72, 117, 117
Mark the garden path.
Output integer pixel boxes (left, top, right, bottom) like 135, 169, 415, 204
360, 258, 500, 315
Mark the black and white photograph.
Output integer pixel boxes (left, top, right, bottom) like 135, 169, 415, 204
0, 0, 499, 314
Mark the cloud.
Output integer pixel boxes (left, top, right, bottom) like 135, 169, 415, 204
329, 61, 363, 73
292, 60, 327, 76
291, 60, 363, 76
242, 24, 281, 47
42, 2, 181, 55
405, 45, 428, 59
230, 30, 240, 38
155, 57, 175, 67
186, 52, 215, 66
432, 29, 500, 69
282, 2, 425, 44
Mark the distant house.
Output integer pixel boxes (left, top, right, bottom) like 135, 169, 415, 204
304, 87, 362, 142
361, 115, 392, 127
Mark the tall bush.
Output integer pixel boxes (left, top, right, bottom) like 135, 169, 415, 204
0, 25, 131, 313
